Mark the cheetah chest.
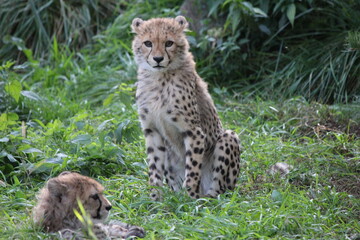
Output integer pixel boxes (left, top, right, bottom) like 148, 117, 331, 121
136, 76, 193, 153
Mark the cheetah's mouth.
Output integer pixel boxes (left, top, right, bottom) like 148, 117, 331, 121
92, 212, 108, 222
153, 65, 165, 69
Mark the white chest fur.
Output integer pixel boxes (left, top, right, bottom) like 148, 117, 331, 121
135, 70, 194, 154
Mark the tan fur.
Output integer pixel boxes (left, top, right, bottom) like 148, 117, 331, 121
33, 171, 111, 232
33, 172, 146, 239
132, 16, 241, 199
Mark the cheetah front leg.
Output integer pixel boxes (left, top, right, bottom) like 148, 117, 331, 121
183, 127, 205, 199
143, 128, 166, 200
206, 130, 241, 197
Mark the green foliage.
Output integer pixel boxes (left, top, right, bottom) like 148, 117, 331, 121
0, 0, 122, 61
5, 80, 22, 103
2, 0, 359, 102
194, 0, 360, 103
347, 31, 360, 50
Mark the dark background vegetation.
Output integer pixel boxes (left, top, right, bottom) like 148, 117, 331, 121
1, 0, 359, 104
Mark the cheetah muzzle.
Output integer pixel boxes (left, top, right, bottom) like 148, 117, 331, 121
131, 16, 241, 199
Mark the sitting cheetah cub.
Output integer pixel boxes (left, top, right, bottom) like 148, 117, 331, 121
33, 171, 145, 239
131, 16, 241, 199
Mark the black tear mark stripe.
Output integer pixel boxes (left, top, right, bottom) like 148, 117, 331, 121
165, 48, 171, 63
95, 197, 102, 219
146, 46, 153, 65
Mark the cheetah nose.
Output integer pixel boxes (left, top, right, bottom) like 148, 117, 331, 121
153, 56, 164, 63
105, 205, 112, 211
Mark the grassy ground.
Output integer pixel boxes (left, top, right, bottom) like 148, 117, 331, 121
1, 7, 360, 240
1, 90, 359, 239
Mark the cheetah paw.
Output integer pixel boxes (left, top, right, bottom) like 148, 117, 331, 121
126, 225, 146, 239
108, 221, 145, 239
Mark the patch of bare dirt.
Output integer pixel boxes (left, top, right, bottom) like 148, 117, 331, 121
330, 175, 360, 198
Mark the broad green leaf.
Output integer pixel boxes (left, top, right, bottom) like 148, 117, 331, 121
0, 113, 19, 130
23, 49, 36, 63
97, 119, 113, 131
71, 134, 91, 145
75, 121, 86, 130
22, 148, 43, 154
208, 0, 222, 17
287, 3, 296, 27
7, 112, 19, 121
115, 120, 130, 144
5, 80, 22, 102
271, 190, 283, 203
253, 7, 267, 17
15, 191, 26, 199
259, 24, 271, 35
0, 114, 7, 131
103, 94, 114, 106
13, 175, 20, 185
33, 119, 46, 128
0, 137, 9, 142
0, 61, 15, 71
45, 158, 63, 164
7, 153, 17, 163
0, 151, 8, 157
21, 90, 42, 101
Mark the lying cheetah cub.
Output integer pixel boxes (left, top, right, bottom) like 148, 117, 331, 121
33, 171, 145, 239
131, 16, 241, 199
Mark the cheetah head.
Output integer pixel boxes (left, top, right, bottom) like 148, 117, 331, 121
131, 16, 190, 71
33, 172, 112, 232
47, 171, 112, 223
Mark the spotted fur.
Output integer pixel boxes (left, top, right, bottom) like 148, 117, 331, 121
131, 16, 241, 199
33, 172, 145, 239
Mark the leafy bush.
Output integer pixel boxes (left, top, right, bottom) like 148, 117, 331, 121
193, 0, 360, 103
0, 0, 122, 61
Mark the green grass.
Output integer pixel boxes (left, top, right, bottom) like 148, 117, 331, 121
1, 1, 360, 239
1, 88, 359, 239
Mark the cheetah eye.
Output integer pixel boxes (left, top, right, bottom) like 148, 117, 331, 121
165, 41, 174, 47
144, 41, 152, 47
90, 194, 99, 200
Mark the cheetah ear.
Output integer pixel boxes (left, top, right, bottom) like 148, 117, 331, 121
131, 18, 144, 33
175, 16, 188, 31
58, 171, 72, 176
47, 178, 68, 201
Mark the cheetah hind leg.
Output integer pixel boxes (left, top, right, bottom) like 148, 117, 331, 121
205, 130, 241, 198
